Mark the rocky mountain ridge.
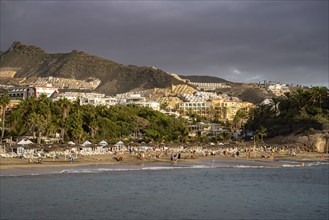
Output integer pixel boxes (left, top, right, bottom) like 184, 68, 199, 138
1, 41, 274, 103
0, 41, 182, 95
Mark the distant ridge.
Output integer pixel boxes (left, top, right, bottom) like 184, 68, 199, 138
0, 41, 182, 95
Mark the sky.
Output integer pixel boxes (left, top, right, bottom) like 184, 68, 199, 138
1, 0, 328, 87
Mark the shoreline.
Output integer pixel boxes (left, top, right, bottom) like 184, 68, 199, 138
1, 151, 328, 176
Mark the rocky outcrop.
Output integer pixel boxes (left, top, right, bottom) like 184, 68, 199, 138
307, 133, 328, 153
267, 131, 329, 152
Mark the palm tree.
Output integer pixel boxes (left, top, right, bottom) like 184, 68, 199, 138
84, 105, 99, 140
310, 86, 328, 109
222, 131, 231, 143
27, 112, 47, 144
58, 97, 72, 142
233, 110, 248, 130
256, 126, 267, 143
68, 99, 83, 143
0, 92, 10, 141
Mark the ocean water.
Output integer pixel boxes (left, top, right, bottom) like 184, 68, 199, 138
1, 160, 328, 220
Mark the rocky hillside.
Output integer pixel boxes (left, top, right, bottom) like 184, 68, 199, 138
179, 75, 272, 103
217, 85, 273, 104
179, 75, 232, 84
1, 41, 277, 103
0, 41, 182, 95
266, 132, 329, 153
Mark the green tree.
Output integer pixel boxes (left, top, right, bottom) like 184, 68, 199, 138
0, 92, 10, 140
57, 97, 72, 142
233, 110, 248, 130
256, 126, 267, 143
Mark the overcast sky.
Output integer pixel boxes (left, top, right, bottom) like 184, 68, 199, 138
1, 0, 328, 86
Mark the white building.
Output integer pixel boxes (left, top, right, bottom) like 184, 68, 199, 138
122, 94, 160, 111
6, 84, 59, 99
7, 86, 34, 100
34, 84, 60, 98
188, 82, 231, 90
268, 84, 290, 96
56, 92, 118, 107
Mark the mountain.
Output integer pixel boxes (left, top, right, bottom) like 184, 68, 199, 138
0, 41, 182, 95
179, 75, 232, 84
0, 41, 276, 103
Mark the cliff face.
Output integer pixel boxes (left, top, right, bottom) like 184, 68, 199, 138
267, 132, 329, 153
308, 133, 328, 153
0, 41, 182, 95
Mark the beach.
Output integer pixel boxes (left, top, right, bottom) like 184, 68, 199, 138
1, 149, 328, 176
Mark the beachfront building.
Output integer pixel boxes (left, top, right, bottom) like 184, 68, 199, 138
188, 122, 224, 137
188, 82, 231, 91
208, 123, 224, 137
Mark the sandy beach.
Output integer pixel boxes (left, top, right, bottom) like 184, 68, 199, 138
1, 150, 327, 172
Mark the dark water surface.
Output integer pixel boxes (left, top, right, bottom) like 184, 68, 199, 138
1, 161, 328, 220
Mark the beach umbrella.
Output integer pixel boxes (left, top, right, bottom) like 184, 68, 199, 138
17, 139, 34, 145
81, 140, 92, 146
115, 141, 124, 147
114, 141, 125, 150
99, 140, 108, 146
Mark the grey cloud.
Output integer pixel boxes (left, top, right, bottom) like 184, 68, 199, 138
0, 1, 328, 86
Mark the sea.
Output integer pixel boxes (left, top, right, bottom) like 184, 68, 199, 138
1, 159, 328, 220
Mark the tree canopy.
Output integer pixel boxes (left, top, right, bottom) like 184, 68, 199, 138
245, 86, 329, 136
4, 96, 189, 144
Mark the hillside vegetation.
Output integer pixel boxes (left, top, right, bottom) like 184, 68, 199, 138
245, 86, 329, 137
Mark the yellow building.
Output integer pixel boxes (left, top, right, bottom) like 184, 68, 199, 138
178, 98, 255, 121
178, 101, 212, 117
